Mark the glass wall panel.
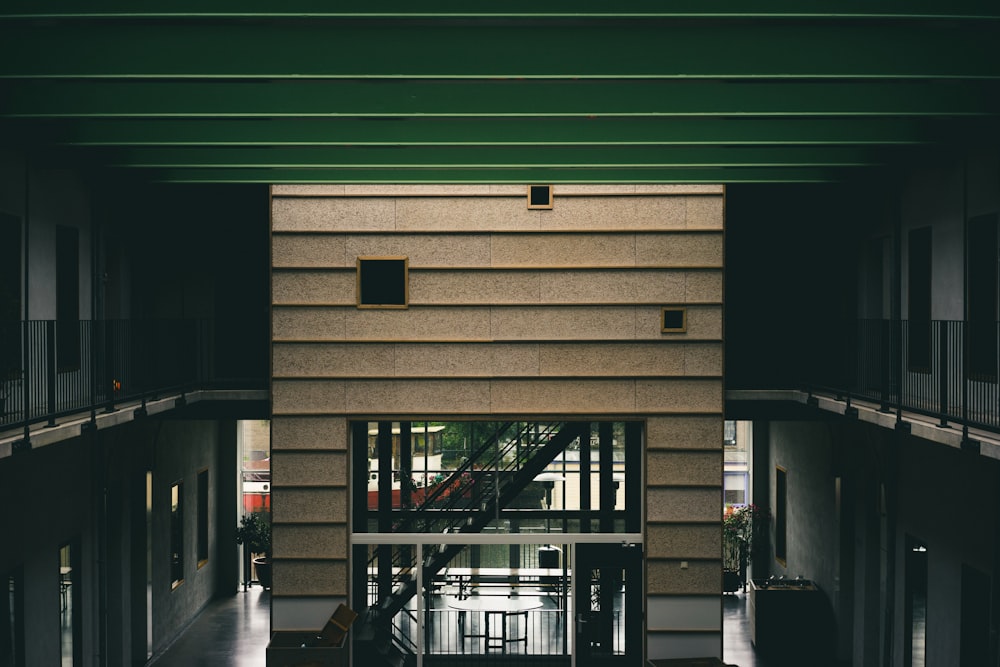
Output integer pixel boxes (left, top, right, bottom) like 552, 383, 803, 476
170, 482, 184, 589
356, 420, 637, 537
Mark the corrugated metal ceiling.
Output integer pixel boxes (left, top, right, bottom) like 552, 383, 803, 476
1, 2, 998, 183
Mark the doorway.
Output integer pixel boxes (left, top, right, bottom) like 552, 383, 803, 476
960, 565, 990, 667
574, 543, 643, 667
904, 536, 927, 667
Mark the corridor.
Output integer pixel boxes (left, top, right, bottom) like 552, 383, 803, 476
146, 588, 786, 667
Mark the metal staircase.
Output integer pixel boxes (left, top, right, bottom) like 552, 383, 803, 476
360, 421, 588, 661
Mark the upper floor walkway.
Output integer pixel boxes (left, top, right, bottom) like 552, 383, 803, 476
0, 318, 268, 454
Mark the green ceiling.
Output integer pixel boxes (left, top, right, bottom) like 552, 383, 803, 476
1, 2, 998, 184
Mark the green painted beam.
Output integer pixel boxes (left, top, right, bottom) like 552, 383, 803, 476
3, 0, 999, 19
4, 79, 998, 118
116, 166, 865, 184
77, 145, 888, 169
2, 22, 998, 79
6, 117, 986, 147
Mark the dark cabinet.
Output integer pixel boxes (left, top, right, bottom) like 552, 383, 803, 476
749, 579, 830, 657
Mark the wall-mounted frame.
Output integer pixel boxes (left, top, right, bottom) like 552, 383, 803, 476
170, 481, 184, 589
527, 185, 554, 209
775, 465, 787, 566
357, 256, 409, 308
196, 468, 209, 568
660, 306, 687, 333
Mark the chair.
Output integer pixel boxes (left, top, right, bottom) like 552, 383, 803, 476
484, 610, 506, 653
504, 609, 528, 652
316, 603, 358, 647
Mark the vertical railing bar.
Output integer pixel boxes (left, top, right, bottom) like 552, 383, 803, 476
938, 322, 948, 426
46, 320, 56, 426
2, 316, 257, 433
20, 320, 29, 441
962, 318, 970, 440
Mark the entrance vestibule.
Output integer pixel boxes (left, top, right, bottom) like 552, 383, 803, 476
351, 420, 644, 667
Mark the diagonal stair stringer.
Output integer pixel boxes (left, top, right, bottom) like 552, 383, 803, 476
373, 421, 589, 623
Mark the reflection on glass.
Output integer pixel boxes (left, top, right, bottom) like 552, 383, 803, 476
366, 541, 572, 656
3, 567, 23, 667
59, 544, 73, 667
171, 482, 184, 589
906, 537, 927, 667
197, 470, 209, 565
362, 421, 633, 535
146, 471, 153, 658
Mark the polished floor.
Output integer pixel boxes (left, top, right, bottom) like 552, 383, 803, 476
148, 587, 790, 667
149, 587, 270, 667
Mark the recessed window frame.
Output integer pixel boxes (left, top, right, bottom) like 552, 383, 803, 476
196, 468, 209, 569
527, 185, 554, 210
59, 539, 81, 667
55, 225, 81, 372
775, 465, 787, 566
170, 481, 184, 590
356, 256, 409, 309
907, 226, 933, 374
967, 213, 998, 381
660, 306, 688, 333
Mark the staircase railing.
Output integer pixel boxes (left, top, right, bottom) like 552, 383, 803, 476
413, 421, 565, 530
365, 421, 565, 594
368, 422, 588, 628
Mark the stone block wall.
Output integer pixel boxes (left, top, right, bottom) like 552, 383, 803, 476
269, 184, 724, 658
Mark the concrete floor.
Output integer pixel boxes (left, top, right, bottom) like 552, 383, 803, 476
147, 587, 789, 667
149, 587, 270, 667
722, 591, 848, 667
721, 593, 772, 667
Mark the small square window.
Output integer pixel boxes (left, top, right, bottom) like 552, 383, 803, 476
357, 257, 408, 308
527, 185, 554, 209
661, 307, 687, 333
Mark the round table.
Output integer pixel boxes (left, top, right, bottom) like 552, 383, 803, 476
446, 595, 543, 612
446, 595, 543, 652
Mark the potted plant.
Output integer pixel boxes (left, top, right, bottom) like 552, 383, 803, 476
723, 504, 767, 593
236, 512, 272, 590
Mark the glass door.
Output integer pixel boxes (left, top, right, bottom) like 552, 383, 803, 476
574, 543, 642, 667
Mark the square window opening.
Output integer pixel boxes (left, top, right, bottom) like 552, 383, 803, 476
357, 257, 409, 308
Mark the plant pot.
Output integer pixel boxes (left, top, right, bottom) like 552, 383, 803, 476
253, 557, 272, 590
723, 568, 743, 593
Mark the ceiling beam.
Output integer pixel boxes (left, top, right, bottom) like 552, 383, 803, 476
118, 165, 866, 184
1, 5, 995, 186
3, 0, 999, 19
7, 117, 988, 148
2, 22, 998, 79
74, 145, 888, 169
4, 79, 998, 118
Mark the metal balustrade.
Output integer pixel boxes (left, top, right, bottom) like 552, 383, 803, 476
808, 319, 1000, 432
0, 319, 267, 434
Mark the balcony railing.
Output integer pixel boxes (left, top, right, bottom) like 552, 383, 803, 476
0, 319, 267, 433
808, 319, 1000, 432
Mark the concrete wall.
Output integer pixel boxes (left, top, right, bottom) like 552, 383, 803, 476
765, 421, 845, 658
0, 152, 93, 322
856, 152, 1000, 323
767, 422, 840, 590
0, 418, 236, 666
1, 434, 96, 666
763, 418, 1000, 667
891, 434, 998, 666
269, 184, 725, 659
